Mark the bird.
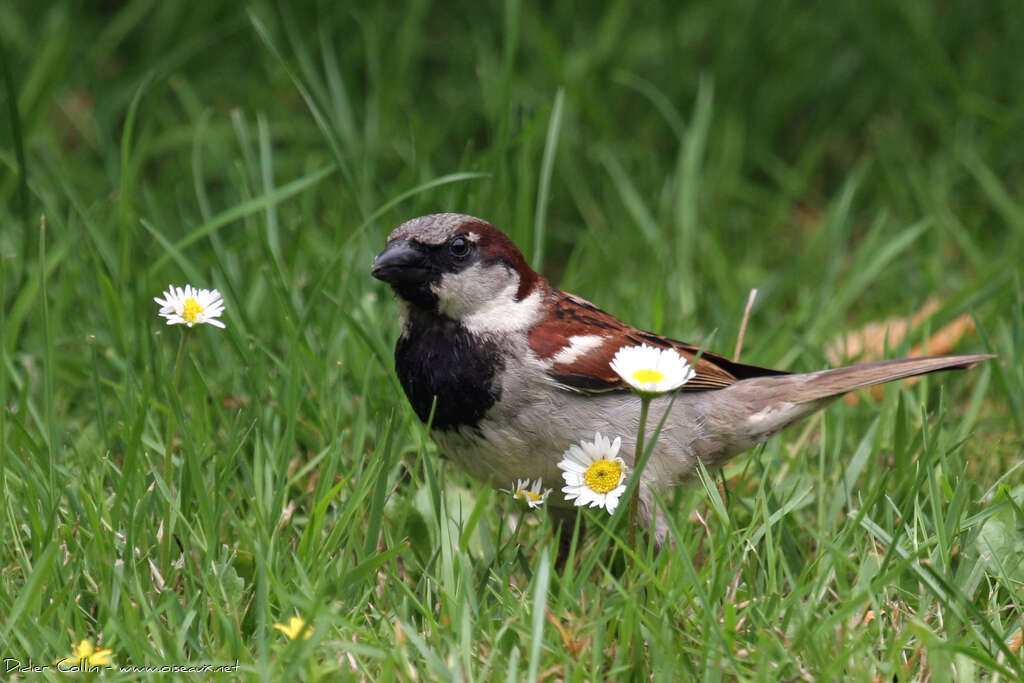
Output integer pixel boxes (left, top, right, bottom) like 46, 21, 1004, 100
371, 212, 993, 542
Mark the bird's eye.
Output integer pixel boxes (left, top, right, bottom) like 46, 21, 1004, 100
449, 236, 472, 258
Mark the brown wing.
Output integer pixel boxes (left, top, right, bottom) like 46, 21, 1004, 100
528, 290, 788, 393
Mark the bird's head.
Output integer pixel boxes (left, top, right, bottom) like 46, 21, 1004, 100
371, 214, 544, 330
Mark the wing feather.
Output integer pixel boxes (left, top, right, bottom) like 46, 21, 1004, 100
528, 290, 788, 393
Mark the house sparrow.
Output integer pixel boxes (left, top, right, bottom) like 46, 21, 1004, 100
371, 213, 993, 540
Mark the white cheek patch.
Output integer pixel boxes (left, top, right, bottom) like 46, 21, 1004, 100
433, 263, 505, 320
433, 263, 544, 333
463, 287, 543, 334
552, 334, 605, 365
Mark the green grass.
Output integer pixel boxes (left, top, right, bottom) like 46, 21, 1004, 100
2, 1, 1023, 679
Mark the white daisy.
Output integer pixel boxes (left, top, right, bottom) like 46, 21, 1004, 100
154, 284, 226, 329
558, 432, 629, 514
609, 343, 695, 396
501, 478, 551, 509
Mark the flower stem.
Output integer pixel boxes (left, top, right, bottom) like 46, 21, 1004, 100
628, 396, 651, 546
161, 330, 187, 567
172, 330, 187, 392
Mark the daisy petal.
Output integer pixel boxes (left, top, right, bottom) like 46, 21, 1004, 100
556, 433, 630, 514
155, 283, 227, 329
609, 344, 696, 395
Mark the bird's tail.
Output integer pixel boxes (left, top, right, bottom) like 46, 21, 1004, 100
778, 354, 994, 403
702, 354, 994, 456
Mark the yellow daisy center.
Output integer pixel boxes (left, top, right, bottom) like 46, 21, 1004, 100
518, 490, 541, 502
632, 368, 664, 384
182, 297, 203, 323
583, 459, 622, 494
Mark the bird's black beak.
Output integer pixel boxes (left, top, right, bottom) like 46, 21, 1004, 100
371, 240, 430, 285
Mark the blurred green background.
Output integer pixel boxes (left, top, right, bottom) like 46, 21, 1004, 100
2, 1, 1022, 679
4, 2, 1024, 358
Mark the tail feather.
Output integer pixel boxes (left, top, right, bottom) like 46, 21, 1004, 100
795, 353, 995, 403
704, 353, 995, 457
